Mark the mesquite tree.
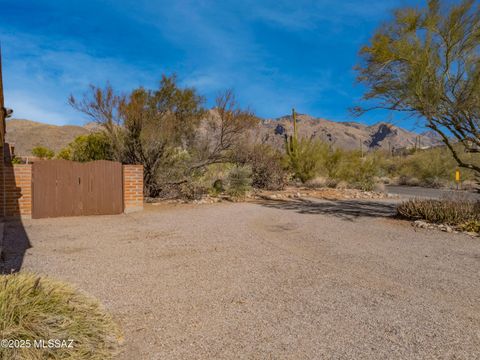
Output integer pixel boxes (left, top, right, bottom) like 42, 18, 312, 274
356, 0, 480, 174
69, 75, 205, 196
69, 76, 258, 197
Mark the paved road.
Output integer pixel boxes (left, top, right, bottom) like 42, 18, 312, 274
386, 185, 480, 200
5, 200, 479, 359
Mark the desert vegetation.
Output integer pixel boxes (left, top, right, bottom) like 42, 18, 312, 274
67, 77, 262, 198
397, 197, 480, 233
377, 146, 479, 188
356, 0, 480, 174
28, 120, 479, 197
0, 273, 122, 360
31, 146, 54, 160
64, 77, 477, 198
30, 0, 480, 201
56, 132, 112, 162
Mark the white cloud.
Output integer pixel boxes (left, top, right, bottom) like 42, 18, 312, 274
1, 0, 415, 124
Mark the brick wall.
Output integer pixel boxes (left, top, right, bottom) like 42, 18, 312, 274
0, 162, 143, 218
3, 164, 32, 218
123, 165, 143, 213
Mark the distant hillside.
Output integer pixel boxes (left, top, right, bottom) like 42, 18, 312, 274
5, 115, 442, 157
259, 114, 442, 152
5, 119, 89, 156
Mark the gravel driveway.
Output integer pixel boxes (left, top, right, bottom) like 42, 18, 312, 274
5, 198, 480, 359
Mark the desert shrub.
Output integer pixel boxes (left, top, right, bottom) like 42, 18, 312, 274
212, 179, 224, 194
226, 165, 252, 197
282, 143, 382, 190
459, 220, 480, 233
398, 148, 453, 187
322, 150, 380, 191
11, 156, 23, 164
178, 180, 209, 200
340, 152, 379, 191
67, 132, 113, 162
305, 176, 329, 188
397, 198, 480, 227
31, 146, 54, 160
246, 144, 287, 190
397, 175, 421, 187
55, 148, 71, 160
335, 181, 349, 189
285, 139, 328, 183
323, 148, 343, 179
187, 163, 231, 197
380, 146, 479, 188
0, 273, 122, 360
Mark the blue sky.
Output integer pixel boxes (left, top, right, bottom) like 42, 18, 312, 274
0, 0, 421, 127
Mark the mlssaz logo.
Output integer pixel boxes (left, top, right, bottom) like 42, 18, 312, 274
34, 339, 74, 349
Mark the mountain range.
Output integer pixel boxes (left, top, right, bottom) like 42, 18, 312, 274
5, 115, 442, 156
259, 114, 442, 152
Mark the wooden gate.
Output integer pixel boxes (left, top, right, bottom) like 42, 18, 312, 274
32, 160, 123, 219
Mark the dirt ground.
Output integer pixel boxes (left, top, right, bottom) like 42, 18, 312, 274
5, 198, 480, 359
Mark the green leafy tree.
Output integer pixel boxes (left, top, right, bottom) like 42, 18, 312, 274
68, 132, 112, 162
356, 0, 480, 175
56, 148, 71, 160
31, 146, 54, 159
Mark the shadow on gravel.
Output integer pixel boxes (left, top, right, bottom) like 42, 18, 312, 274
0, 221, 31, 274
0, 150, 32, 274
255, 197, 398, 221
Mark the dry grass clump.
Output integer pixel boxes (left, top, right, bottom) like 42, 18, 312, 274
397, 198, 480, 230
0, 273, 122, 360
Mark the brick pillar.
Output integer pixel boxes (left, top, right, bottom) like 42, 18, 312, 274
123, 165, 143, 213
4, 164, 32, 218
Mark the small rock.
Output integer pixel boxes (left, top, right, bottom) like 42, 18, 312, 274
414, 220, 429, 229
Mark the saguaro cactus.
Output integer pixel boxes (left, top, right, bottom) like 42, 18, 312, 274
285, 108, 301, 178
285, 108, 298, 159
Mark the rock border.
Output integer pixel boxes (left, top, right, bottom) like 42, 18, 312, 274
413, 220, 478, 237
